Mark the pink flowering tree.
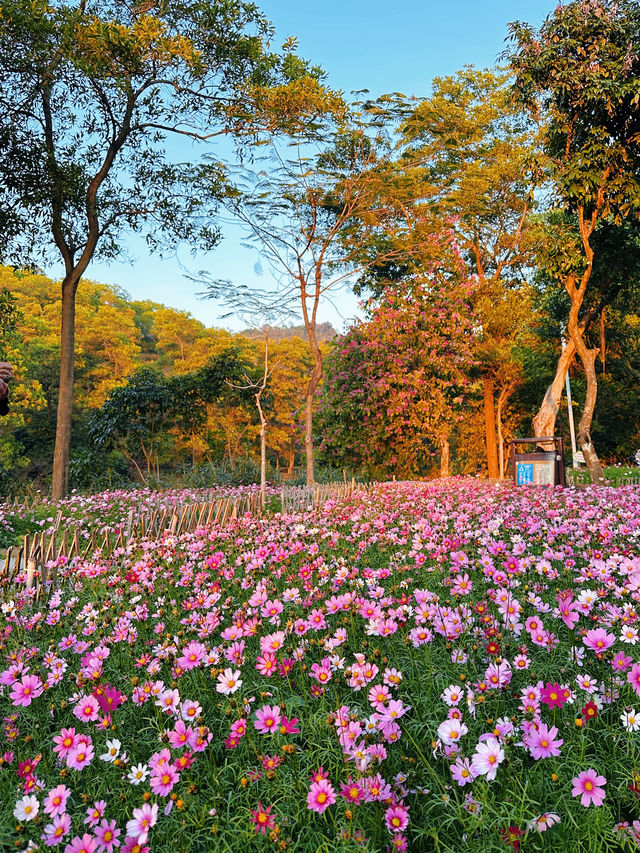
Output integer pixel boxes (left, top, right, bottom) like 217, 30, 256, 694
318, 270, 476, 478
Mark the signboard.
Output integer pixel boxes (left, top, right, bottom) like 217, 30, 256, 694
532, 459, 555, 485
516, 459, 556, 485
573, 451, 585, 466
516, 462, 533, 484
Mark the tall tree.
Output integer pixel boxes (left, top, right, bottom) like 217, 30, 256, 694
0, 0, 340, 498
318, 266, 476, 479
204, 128, 424, 485
356, 68, 538, 478
507, 0, 640, 483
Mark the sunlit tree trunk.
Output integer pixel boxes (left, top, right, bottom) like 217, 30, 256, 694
440, 435, 450, 477
52, 278, 79, 499
483, 376, 499, 480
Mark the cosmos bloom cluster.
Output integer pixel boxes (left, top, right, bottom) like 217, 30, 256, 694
1, 480, 640, 851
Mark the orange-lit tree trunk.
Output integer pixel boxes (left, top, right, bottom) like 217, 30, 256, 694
483, 376, 499, 480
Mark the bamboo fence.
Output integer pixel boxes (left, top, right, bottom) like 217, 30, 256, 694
0, 491, 262, 601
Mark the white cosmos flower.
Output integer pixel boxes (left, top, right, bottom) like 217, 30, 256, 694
100, 738, 121, 762
216, 668, 242, 695
13, 795, 39, 822
621, 708, 640, 732
127, 763, 150, 785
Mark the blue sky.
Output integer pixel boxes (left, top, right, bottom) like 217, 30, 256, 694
74, 0, 553, 332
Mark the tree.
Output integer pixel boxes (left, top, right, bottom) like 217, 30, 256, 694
507, 0, 640, 483
318, 269, 476, 479
204, 127, 425, 485
0, 0, 340, 498
376, 68, 538, 479
88, 350, 244, 481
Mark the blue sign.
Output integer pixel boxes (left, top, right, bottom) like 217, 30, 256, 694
517, 463, 534, 484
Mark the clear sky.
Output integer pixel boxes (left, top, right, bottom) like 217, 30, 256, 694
68, 0, 554, 332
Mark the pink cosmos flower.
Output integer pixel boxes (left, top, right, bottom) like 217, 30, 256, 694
84, 800, 106, 828
10, 674, 43, 707
216, 667, 242, 695
255, 653, 278, 677
150, 763, 179, 797
148, 748, 171, 773
64, 834, 98, 853
66, 742, 95, 771
44, 784, 71, 818
93, 684, 125, 716
73, 695, 101, 724
166, 720, 196, 749
572, 769, 607, 807
612, 652, 633, 673
120, 841, 148, 853
254, 704, 281, 735
471, 737, 505, 781
437, 719, 468, 745
126, 802, 158, 844
94, 819, 121, 853
540, 682, 569, 709
583, 629, 616, 654
524, 723, 563, 760
339, 778, 364, 804
42, 813, 71, 847
628, 663, 640, 697
450, 757, 476, 786
385, 805, 409, 834
307, 779, 336, 813
53, 729, 79, 763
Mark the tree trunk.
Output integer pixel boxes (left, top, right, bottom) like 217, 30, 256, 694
287, 438, 295, 479
532, 338, 577, 438
483, 375, 499, 480
496, 381, 517, 481
497, 399, 505, 481
51, 279, 78, 500
304, 350, 323, 488
439, 436, 450, 478
256, 392, 267, 509
575, 347, 605, 484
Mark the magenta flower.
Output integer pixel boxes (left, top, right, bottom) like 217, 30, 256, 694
612, 651, 633, 673
93, 684, 125, 716
571, 769, 606, 807
540, 682, 569, 709
524, 723, 563, 760
42, 813, 71, 846
307, 778, 336, 813
339, 778, 364, 804
254, 704, 281, 735
10, 674, 43, 707
583, 628, 616, 654
94, 818, 121, 853
385, 804, 409, 833
150, 763, 179, 797
250, 802, 276, 835
63, 834, 98, 853
44, 784, 71, 818
628, 663, 640, 697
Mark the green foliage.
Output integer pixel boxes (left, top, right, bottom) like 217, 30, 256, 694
88, 350, 248, 482
507, 0, 640, 222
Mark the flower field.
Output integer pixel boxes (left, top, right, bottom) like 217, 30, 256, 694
2, 480, 640, 852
